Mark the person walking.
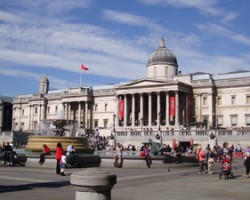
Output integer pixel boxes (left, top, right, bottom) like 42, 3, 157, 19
197, 145, 206, 174
56, 142, 64, 175
243, 145, 250, 178
206, 147, 215, 175
38, 144, 51, 165
60, 153, 67, 176
143, 143, 152, 168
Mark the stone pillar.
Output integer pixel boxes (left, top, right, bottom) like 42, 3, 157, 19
68, 103, 71, 120
175, 91, 180, 127
140, 93, 144, 126
78, 102, 81, 126
148, 92, 152, 126
166, 92, 169, 127
85, 102, 88, 129
28, 105, 31, 130
185, 95, 189, 125
131, 93, 135, 127
70, 168, 117, 200
124, 94, 127, 127
18, 107, 21, 130
157, 92, 160, 127
116, 95, 119, 129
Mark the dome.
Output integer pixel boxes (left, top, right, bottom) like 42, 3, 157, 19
40, 75, 49, 83
147, 38, 178, 67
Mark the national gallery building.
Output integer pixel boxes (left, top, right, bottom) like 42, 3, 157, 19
12, 38, 250, 146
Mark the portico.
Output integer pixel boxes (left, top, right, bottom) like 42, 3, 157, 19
115, 79, 192, 130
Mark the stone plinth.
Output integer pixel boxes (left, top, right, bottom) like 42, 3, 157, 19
70, 168, 117, 200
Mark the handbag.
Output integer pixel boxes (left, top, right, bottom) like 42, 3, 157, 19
208, 157, 214, 163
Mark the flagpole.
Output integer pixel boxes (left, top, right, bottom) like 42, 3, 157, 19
80, 69, 82, 87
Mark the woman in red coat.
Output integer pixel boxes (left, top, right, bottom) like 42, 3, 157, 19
56, 142, 64, 175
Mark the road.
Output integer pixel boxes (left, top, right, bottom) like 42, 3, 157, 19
0, 159, 249, 200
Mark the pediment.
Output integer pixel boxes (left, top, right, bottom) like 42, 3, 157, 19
116, 78, 175, 90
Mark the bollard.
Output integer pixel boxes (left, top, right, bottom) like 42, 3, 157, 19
70, 168, 117, 200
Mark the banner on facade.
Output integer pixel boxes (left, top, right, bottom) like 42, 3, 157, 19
170, 96, 175, 117
119, 99, 124, 119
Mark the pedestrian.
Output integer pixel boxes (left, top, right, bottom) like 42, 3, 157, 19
174, 143, 182, 163
197, 145, 206, 174
67, 141, 77, 165
56, 142, 64, 175
60, 153, 67, 176
243, 145, 250, 178
206, 147, 215, 175
143, 143, 152, 168
38, 144, 51, 165
161, 144, 172, 163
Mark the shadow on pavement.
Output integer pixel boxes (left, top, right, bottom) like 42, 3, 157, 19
0, 181, 70, 193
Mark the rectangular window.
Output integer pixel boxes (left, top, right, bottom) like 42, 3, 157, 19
103, 119, 108, 129
247, 96, 250, 104
22, 109, 24, 116
231, 115, 237, 126
217, 116, 223, 127
105, 103, 108, 111
35, 107, 38, 114
55, 106, 58, 112
231, 96, 236, 105
246, 115, 250, 126
47, 106, 50, 113
203, 97, 207, 106
94, 120, 98, 128
217, 97, 222, 105
94, 104, 98, 111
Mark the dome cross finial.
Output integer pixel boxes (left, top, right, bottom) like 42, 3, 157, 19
160, 37, 166, 48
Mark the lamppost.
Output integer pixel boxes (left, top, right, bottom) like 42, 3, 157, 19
158, 112, 162, 145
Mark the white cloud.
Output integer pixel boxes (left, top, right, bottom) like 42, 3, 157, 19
102, 10, 165, 32
195, 23, 250, 46
138, 0, 238, 23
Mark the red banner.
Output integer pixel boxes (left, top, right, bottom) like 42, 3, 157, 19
170, 97, 175, 117
119, 99, 124, 119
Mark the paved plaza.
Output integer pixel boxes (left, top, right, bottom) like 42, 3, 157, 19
0, 158, 249, 200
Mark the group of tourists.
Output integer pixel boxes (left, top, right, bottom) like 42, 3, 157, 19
196, 141, 250, 178
1, 141, 17, 166
38, 141, 76, 176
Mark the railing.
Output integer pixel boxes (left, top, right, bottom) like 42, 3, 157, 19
115, 129, 250, 138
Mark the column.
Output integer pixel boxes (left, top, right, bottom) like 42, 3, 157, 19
166, 92, 169, 126
28, 105, 31, 130
18, 106, 21, 130
157, 92, 160, 127
148, 92, 152, 126
85, 102, 88, 129
115, 95, 119, 129
185, 95, 189, 125
131, 93, 135, 127
208, 93, 213, 127
124, 94, 127, 127
68, 103, 71, 120
140, 93, 144, 126
78, 102, 81, 126
175, 91, 180, 126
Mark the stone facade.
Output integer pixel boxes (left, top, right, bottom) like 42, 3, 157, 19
12, 39, 250, 137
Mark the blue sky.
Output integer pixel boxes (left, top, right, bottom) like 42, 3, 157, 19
0, 0, 250, 97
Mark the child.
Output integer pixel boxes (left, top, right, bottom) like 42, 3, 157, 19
60, 154, 67, 176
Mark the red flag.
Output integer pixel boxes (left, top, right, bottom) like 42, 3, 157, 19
81, 64, 89, 70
